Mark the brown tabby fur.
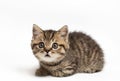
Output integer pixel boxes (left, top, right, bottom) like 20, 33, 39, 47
31, 24, 104, 77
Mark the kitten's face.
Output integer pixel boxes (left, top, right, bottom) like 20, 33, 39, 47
31, 24, 69, 63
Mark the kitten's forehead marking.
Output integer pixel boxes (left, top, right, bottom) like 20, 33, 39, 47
43, 30, 57, 47
43, 30, 56, 40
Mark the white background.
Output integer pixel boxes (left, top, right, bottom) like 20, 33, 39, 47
0, 0, 120, 81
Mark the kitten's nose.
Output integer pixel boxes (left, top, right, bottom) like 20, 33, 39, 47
45, 50, 51, 57
45, 48, 52, 53
46, 50, 50, 53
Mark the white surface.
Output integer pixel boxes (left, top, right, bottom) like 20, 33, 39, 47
0, 0, 120, 81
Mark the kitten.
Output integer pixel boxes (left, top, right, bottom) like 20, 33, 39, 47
31, 24, 104, 77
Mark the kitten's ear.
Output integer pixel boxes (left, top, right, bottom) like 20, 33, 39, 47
58, 25, 68, 38
32, 24, 43, 39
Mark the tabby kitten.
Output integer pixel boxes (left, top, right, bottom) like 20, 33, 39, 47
31, 24, 104, 77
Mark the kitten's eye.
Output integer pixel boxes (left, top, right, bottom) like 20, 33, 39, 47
39, 42, 44, 48
52, 43, 58, 49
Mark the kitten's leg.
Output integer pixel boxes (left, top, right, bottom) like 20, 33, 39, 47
35, 66, 49, 76
51, 66, 75, 77
84, 60, 104, 73
51, 61, 77, 77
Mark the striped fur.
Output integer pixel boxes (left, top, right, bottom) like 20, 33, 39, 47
31, 24, 104, 77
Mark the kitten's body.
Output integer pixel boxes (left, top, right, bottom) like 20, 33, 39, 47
31, 24, 104, 77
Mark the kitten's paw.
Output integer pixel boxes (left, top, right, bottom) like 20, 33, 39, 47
51, 67, 75, 77
35, 68, 49, 76
62, 66, 74, 74
84, 68, 101, 73
51, 71, 74, 77
51, 71, 64, 77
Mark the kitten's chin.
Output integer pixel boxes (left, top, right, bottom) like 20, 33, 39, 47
41, 58, 63, 64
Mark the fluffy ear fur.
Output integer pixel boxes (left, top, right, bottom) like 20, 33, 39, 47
32, 24, 43, 39
58, 25, 68, 38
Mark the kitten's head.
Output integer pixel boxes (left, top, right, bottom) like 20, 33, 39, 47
31, 24, 69, 64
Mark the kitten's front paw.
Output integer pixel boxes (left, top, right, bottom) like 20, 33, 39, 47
51, 70, 73, 77
35, 68, 49, 76
51, 68, 75, 77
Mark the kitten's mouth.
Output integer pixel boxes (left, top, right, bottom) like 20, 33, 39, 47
45, 54, 50, 57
